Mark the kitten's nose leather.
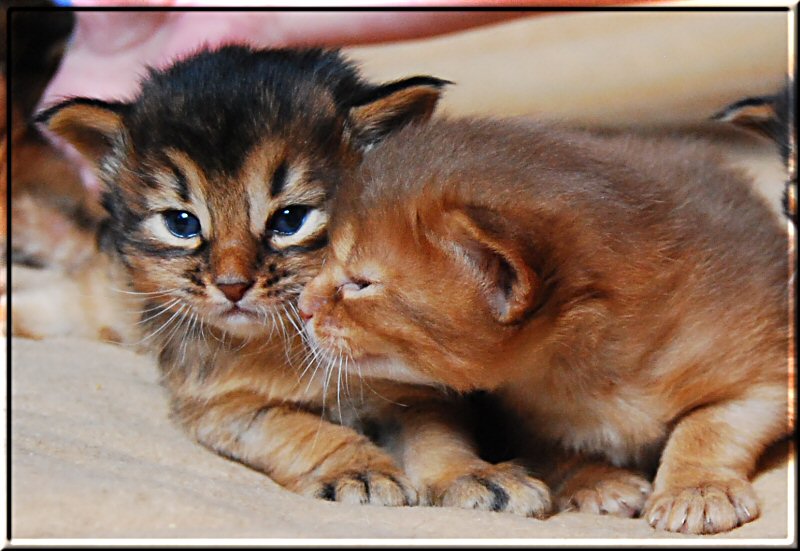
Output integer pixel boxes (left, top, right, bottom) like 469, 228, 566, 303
298, 289, 327, 321
217, 281, 253, 303
297, 296, 317, 321
299, 308, 313, 322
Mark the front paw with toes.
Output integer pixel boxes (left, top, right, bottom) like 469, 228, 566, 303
431, 462, 552, 518
303, 469, 419, 507
644, 479, 760, 534
558, 467, 652, 518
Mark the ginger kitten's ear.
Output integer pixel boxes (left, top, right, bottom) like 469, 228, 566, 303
35, 98, 129, 167
440, 209, 539, 325
347, 76, 450, 150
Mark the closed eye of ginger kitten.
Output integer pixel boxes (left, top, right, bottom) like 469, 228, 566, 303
299, 117, 791, 533
27, 45, 517, 508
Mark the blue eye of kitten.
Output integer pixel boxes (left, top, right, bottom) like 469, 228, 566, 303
268, 206, 310, 236
163, 210, 201, 239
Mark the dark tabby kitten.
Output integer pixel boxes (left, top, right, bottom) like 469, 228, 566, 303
32, 45, 474, 505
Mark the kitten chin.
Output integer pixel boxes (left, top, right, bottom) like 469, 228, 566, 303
211, 309, 270, 338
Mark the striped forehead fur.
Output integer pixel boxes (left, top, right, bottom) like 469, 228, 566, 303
122, 45, 375, 177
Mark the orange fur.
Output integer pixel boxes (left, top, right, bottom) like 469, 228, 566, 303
300, 117, 791, 534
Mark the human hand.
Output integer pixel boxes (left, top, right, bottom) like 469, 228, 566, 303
42, 3, 536, 107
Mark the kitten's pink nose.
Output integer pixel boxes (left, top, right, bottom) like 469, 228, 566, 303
216, 280, 253, 303
298, 287, 327, 322
299, 308, 313, 322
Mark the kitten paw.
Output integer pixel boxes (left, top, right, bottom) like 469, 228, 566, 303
304, 469, 419, 507
644, 479, 759, 534
557, 465, 651, 518
433, 462, 552, 518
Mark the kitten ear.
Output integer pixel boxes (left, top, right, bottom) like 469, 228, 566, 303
711, 84, 794, 167
347, 76, 450, 150
710, 88, 789, 141
35, 98, 129, 167
441, 209, 539, 325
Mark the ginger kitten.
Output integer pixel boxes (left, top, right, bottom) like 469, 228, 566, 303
299, 117, 791, 533
28, 45, 468, 506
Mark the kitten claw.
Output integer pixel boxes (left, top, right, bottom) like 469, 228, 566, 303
433, 462, 552, 518
644, 479, 760, 534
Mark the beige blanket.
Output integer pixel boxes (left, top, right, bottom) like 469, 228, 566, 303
9, 337, 793, 541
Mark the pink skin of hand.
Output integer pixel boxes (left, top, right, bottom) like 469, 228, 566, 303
43, 8, 534, 106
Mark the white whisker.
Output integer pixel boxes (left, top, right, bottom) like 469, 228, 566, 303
321, 351, 337, 414
197, 313, 209, 348
336, 352, 343, 424
285, 302, 305, 337
303, 341, 328, 395
360, 373, 408, 408
180, 312, 198, 364
209, 325, 227, 345
119, 299, 179, 317
231, 332, 251, 353
355, 357, 365, 403
280, 303, 307, 367
294, 348, 318, 388
135, 298, 181, 325
110, 286, 181, 296
275, 308, 291, 362
162, 304, 192, 351
266, 308, 277, 341
143, 304, 187, 344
